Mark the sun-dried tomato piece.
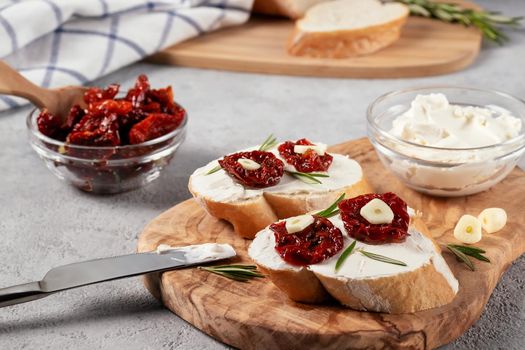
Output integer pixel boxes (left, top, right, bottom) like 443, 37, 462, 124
219, 151, 284, 188
84, 84, 119, 105
146, 86, 177, 114
338, 193, 410, 245
68, 113, 120, 147
37, 109, 63, 139
63, 105, 86, 130
271, 216, 344, 266
125, 74, 150, 108
278, 138, 333, 173
90, 99, 133, 117
128, 112, 184, 144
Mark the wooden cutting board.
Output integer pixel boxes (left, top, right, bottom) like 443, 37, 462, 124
137, 138, 525, 349
148, 13, 482, 78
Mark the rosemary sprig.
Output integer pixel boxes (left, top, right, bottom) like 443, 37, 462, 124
446, 244, 490, 270
286, 170, 329, 184
206, 164, 222, 175
396, 0, 523, 43
259, 134, 278, 151
315, 193, 345, 218
335, 240, 357, 272
198, 264, 264, 282
449, 244, 490, 262
360, 250, 408, 266
446, 245, 475, 271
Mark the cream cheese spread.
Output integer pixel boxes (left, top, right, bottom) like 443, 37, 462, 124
156, 243, 236, 263
385, 94, 523, 196
390, 93, 522, 149
189, 143, 363, 203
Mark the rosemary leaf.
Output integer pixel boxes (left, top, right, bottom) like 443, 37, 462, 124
448, 244, 486, 254
315, 193, 345, 218
335, 240, 357, 272
258, 134, 278, 151
447, 244, 490, 263
319, 209, 340, 219
446, 245, 475, 271
198, 264, 264, 282
360, 250, 408, 266
212, 264, 259, 269
468, 252, 491, 263
206, 164, 222, 175
286, 170, 329, 184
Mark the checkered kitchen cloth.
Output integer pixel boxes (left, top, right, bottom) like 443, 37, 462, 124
0, 0, 253, 111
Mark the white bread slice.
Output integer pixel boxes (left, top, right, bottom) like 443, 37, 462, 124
188, 143, 374, 239
253, 0, 329, 19
248, 214, 459, 313
288, 0, 409, 58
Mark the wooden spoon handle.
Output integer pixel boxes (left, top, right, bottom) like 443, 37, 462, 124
0, 60, 51, 109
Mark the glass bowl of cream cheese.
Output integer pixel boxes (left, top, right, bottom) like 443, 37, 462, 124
367, 86, 525, 197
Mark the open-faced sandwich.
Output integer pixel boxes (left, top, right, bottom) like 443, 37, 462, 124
248, 192, 459, 313
189, 136, 373, 238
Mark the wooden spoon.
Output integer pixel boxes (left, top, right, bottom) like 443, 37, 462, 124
0, 60, 87, 120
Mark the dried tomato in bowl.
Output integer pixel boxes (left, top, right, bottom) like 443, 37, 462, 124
218, 151, 284, 188
278, 138, 333, 173
36, 74, 186, 147
31, 75, 187, 194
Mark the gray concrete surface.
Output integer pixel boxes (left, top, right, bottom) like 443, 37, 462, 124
1, 1, 524, 348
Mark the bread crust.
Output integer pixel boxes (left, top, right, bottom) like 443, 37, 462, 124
257, 264, 330, 303
316, 261, 456, 313
189, 177, 373, 239
288, 14, 408, 58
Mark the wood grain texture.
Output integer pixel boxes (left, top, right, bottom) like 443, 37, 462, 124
137, 138, 525, 350
147, 13, 481, 78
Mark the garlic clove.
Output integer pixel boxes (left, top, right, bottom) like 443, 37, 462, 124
360, 198, 394, 225
294, 143, 327, 156
453, 215, 482, 244
237, 158, 261, 170
478, 208, 507, 234
285, 214, 315, 234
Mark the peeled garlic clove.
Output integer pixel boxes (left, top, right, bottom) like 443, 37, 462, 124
294, 143, 327, 156
453, 215, 482, 244
360, 198, 394, 225
286, 214, 315, 234
237, 158, 261, 170
478, 208, 507, 233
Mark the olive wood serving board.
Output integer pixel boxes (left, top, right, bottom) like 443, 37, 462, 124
148, 7, 481, 79
137, 138, 525, 349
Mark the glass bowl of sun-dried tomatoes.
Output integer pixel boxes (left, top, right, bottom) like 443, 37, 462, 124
27, 75, 187, 194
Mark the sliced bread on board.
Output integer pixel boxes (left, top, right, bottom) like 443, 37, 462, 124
288, 0, 409, 58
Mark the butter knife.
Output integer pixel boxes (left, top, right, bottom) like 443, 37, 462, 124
0, 244, 236, 308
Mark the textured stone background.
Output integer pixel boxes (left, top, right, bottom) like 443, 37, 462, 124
0, 1, 524, 348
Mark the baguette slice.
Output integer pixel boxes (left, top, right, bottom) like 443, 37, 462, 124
253, 0, 329, 19
189, 143, 373, 239
249, 213, 459, 313
288, 0, 409, 58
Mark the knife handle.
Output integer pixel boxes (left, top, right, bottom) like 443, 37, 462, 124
0, 281, 50, 308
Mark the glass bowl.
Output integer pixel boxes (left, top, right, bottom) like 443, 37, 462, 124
27, 108, 187, 194
367, 86, 525, 197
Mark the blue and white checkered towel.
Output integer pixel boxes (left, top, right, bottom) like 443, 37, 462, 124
0, 0, 253, 111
